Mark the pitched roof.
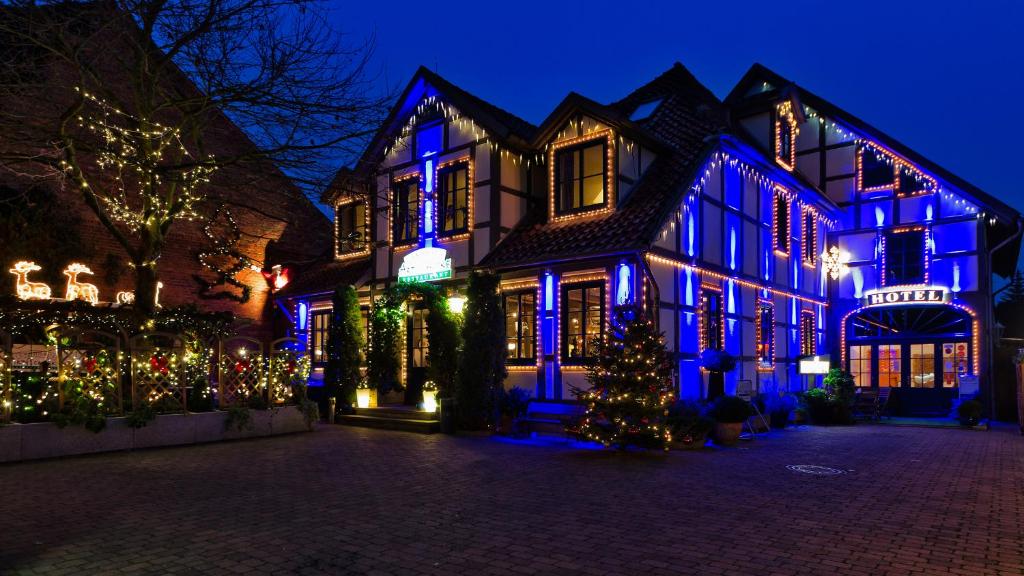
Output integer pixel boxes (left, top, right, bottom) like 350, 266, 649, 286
481, 63, 727, 269
354, 67, 537, 176
275, 258, 370, 299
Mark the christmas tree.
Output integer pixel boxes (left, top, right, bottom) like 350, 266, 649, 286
573, 305, 675, 450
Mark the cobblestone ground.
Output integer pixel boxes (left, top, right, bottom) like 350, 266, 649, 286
2, 423, 1023, 576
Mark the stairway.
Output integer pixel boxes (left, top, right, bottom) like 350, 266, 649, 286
337, 404, 440, 434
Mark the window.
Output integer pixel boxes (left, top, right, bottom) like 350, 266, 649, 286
701, 287, 723, 351
883, 229, 925, 285
800, 310, 815, 356
775, 101, 798, 170
410, 308, 429, 368
555, 140, 607, 214
878, 344, 901, 387
438, 162, 469, 236
849, 345, 872, 387
392, 177, 419, 245
909, 343, 936, 388
942, 342, 969, 387
802, 208, 816, 265
504, 291, 536, 363
336, 201, 368, 255
773, 189, 790, 255
359, 307, 370, 366
310, 310, 330, 366
756, 302, 774, 369
563, 282, 604, 361
858, 143, 936, 196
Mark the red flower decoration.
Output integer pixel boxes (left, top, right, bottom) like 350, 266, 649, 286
84, 357, 98, 374
234, 359, 251, 373
286, 359, 297, 374
149, 354, 170, 376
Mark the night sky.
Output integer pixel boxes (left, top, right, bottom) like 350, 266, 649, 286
329, 0, 1023, 269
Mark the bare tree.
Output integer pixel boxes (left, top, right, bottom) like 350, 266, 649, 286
0, 0, 389, 315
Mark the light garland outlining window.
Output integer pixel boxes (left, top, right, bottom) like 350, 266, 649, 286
856, 141, 938, 197
646, 253, 828, 307
335, 197, 371, 261
387, 172, 421, 249
801, 205, 817, 267
880, 225, 929, 287
548, 130, 616, 223
773, 186, 792, 256
433, 156, 474, 241
840, 302, 980, 376
500, 279, 542, 371
556, 271, 609, 370
775, 101, 799, 171
698, 283, 724, 359
755, 300, 774, 371
800, 309, 815, 357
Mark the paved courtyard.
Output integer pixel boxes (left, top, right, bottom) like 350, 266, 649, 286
1, 423, 1023, 576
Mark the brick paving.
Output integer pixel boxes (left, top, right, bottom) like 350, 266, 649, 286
1, 424, 1023, 576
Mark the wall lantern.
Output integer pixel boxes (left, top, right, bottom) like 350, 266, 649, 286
447, 295, 467, 314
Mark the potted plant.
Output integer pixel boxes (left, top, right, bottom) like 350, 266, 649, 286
666, 399, 713, 448
764, 392, 797, 429
710, 395, 752, 445
957, 399, 982, 427
498, 386, 531, 435
700, 349, 736, 401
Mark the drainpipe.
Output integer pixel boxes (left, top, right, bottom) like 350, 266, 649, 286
987, 217, 1023, 419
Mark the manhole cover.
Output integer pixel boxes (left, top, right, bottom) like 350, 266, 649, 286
786, 464, 846, 476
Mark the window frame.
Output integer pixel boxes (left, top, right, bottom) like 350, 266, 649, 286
503, 290, 537, 365
774, 101, 798, 171
801, 207, 816, 266
857, 142, 937, 197
391, 176, 420, 246
310, 309, 331, 368
882, 227, 927, 286
335, 199, 369, 257
800, 310, 816, 357
554, 139, 609, 216
700, 285, 724, 353
773, 187, 790, 256
756, 301, 774, 371
437, 160, 470, 237
560, 281, 605, 364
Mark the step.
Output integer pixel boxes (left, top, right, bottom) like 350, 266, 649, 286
356, 406, 439, 421
337, 414, 440, 434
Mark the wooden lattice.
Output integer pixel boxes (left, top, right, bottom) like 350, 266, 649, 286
0, 332, 10, 423
53, 328, 122, 415
268, 338, 308, 405
218, 337, 264, 407
130, 333, 186, 411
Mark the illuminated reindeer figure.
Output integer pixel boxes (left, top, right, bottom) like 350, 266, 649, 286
63, 263, 100, 304
115, 281, 163, 308
9, 261, 52, 300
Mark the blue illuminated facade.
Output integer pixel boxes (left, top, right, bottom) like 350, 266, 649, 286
275, 64, 1021, 416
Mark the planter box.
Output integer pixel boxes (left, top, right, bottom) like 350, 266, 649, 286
0, 407, 312, 463
19, 418, 133, 460
133, 413, 196, 449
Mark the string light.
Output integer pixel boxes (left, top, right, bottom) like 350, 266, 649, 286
547, 130, 616, 223
9, 261, 52, 300
335, 197, 372, 261
434, 156, 474, 242
775, 100, 799, 171
646, 253, 828, 306
755, 300, 774, 372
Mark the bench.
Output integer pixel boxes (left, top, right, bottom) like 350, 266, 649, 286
513, 400, 586, 438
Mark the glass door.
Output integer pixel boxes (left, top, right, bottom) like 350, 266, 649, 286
878, 344, 902, 387
941, 342, 969, 388
405, 307, 429, 405
849, 345, 873, 387
909, 344, 936, 388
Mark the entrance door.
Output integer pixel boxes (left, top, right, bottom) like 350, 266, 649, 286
405, 307, 429, 405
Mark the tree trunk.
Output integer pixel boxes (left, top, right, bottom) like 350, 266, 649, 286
134, 261, 160, 318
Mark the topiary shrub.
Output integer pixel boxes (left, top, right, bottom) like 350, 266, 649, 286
456, 272, 505, 430
802, 369, 855, 425
709, 395, 753, 423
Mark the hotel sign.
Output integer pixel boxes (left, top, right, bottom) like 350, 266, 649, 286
862, 287, 949, 307
798, 355, 831, 375
398, 247, 452, 284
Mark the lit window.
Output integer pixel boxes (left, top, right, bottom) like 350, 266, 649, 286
909, 343, 936, 388
848, 345, 872, 387
410, 308, 429, 368
336, 200, 368, 255
800, 311, 815, 357
857, 142, 936, 196
563, 282, 604, 361
802, 208, 816, 265
775, 100, 798, 170
756, 302, 774, 369
555, 141, 607, 214
942, 342, 969, 387
701, 287, 723, 351
878, 344, 902, 387
310, 310, 330, 367
773, 188, 790, 255
504, 291, 536, 363
392, 178, 419, 245
438, 162, 469, 236
883, 229, 925, 285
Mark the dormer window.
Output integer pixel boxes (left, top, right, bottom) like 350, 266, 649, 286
438, 161, 470, 237
775, 101, 799, 171
857, 142, 937, 197
336, 199, 368, 257
392, 176, 419, 245
556, 140, 606, 214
